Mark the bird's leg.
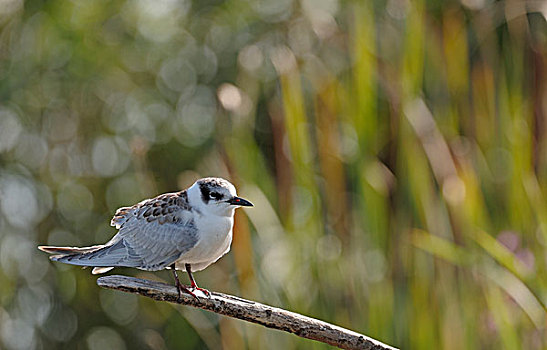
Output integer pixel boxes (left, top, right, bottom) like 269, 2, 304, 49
171, 263, 199, 302
185, 263, 211, 297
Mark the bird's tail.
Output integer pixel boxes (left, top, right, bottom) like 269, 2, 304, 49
38, 245, 115, 274
38, 245, 104, 255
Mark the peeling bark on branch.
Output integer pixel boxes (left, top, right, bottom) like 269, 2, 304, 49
97, 275, 398, 350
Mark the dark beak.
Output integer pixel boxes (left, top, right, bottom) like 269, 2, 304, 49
228, 196, 253, 207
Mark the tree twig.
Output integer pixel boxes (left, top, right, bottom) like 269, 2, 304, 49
97, 275, 398, 350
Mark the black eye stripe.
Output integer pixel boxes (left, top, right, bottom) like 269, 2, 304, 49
199, 185, 211, 203
198, 181, 227, 203
209, 192, 222, 200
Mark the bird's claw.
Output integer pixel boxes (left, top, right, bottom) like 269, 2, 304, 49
191, 286, 211, 298
175, 282, 201, 302
173, 263, 211, 302
186, 289, 201, 302
174, 284, 211, 302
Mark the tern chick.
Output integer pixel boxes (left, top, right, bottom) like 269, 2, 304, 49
39, 177, 253, 300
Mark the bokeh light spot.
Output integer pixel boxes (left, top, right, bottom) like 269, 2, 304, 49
99, 290, 138, 325
57, 182, 94, 222
442, 176, 466, 205
0, 175, 39, 229
238, 45, 263, 72
86, 327, 126, 350
0, 108, 22, 153
0, 318, 35, 350
92, 137, 130, 177
41, 304, 78, 342
217, 83, 242, 112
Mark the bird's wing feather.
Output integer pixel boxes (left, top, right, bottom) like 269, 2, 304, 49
52, 190, 199, 271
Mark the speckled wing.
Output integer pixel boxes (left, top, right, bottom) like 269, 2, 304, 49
52, 191, 198, 271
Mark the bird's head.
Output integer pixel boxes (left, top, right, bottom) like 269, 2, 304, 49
188, 177, 253, 216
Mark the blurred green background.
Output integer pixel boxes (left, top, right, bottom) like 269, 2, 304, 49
0, 0, 546, 349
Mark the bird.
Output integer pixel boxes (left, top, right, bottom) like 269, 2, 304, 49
39, 177, 253, 300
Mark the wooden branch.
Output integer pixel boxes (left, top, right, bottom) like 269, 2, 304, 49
97, 275, 397, 350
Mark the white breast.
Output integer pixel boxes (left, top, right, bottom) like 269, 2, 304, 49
174, 214, 234, 271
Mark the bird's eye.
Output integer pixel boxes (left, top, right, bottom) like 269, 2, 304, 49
209, 192, 222, 200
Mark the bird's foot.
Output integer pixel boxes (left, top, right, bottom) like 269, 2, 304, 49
175, 281, 200, 302
183, 264, 210, 300
190, 286, 211, 298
